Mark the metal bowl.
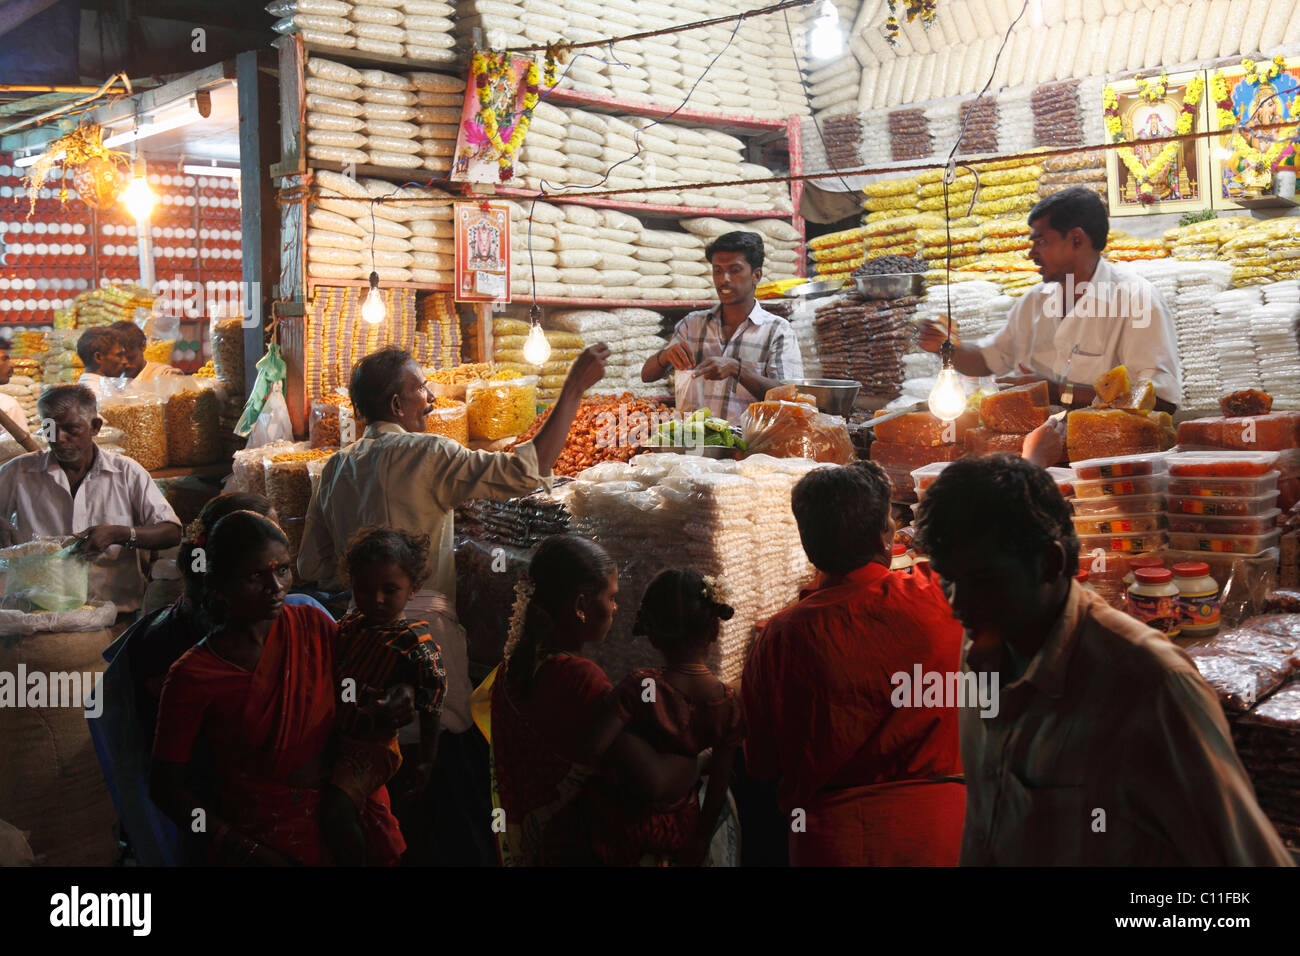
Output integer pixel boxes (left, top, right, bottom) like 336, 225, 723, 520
852, 273, 924, 300
781, 378, 861, 416
783, 278, 847, 299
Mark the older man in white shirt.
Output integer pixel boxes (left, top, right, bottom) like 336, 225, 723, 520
0, 385, 181, 618
920, 187, 1182, 412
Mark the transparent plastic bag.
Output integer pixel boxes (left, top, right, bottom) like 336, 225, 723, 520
0, 599, 117, 635
145, 375, 222, 466
742, 401, 854, 464
247, 382, 294, 449
309, 397, 362, 448
99, 393, 168, 471
424, 399, 468, 444
465, 376, 538, 441
1, 537, 89, 613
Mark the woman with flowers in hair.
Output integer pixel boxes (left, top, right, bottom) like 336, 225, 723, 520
585, 568, 746, 866
487, 534, 701, 866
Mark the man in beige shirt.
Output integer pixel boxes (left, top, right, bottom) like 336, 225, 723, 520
299, 342, 609, 863
110, 321, 181, 382
915, 455, 1292, 866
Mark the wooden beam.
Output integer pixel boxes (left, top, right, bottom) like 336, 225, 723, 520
236, 49, 279, 407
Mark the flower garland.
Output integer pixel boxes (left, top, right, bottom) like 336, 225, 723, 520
701, 574, 731, 608
885, 0, 937, 46
1135, 72, 1169, 104
471, 50, 542, 182
1103, 75, 1204, 204
503, 574, 534, 660
1212, 57, 1298, 182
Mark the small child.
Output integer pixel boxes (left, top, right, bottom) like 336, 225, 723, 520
589, 568, 745, 866
320, 527, 446, 866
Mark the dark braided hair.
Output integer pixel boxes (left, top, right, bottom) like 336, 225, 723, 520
633, 568, 734, 655
342, 526, 431, 588
915, 454, 1078, 577
505, 534, 615, 700
181, 492, 276, 598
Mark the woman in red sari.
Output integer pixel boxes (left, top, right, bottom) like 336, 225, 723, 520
489, 535, 701, 866
150, 511, 407, 866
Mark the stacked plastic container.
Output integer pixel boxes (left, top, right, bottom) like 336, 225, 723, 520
1067, 453, 1171, 609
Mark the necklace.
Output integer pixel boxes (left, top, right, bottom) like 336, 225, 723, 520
667, 662, 713, 676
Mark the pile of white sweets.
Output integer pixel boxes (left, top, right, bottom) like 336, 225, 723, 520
560, 453, 824, 683
270, 0, 456, 62
523, 101, 793, 214
308, 168, 457, 284
303, 57, 463, 173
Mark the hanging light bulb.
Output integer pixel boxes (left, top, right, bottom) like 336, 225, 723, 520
123, 158, 155, 221
809, 0, 844, 61
522, 305, 551, 366
361, 271, 386, 325
928, 342, 968, 422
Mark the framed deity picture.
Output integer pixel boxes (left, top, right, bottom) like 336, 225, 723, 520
1207, 57, 1300, 209
1104, 70, 1212, 217
454, 202, 511, 303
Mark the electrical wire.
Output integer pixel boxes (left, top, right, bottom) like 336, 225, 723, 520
781, 6, 854, 194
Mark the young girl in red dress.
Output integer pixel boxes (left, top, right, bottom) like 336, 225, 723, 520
589, 569, 746, 866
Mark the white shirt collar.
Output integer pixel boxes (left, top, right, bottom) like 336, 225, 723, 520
712, 300, 775, 328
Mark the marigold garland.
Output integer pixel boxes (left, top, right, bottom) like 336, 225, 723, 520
1103, 75, 1204, 205
885, 0, 937, 46
472, 50, 542, 182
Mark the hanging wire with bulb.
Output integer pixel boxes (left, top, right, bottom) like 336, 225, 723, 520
361, 199, 386, 325
926, 0, 1031, 422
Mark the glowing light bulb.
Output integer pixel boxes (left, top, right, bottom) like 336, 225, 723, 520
361, 272, 386, 325
928, 366, 967, 422
123, 177, 155, 221
809, 0, 844, 61
523, 322, 551, 365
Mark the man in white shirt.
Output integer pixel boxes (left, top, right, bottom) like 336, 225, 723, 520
0, 338, 29, 439
641, 231, 803, 423
0, 385, 182, 616
919, 187, 1182, 412
75, 327, 129, 395
110, 321, 181, 381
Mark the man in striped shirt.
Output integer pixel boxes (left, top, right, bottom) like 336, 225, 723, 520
641, 231, 803, 423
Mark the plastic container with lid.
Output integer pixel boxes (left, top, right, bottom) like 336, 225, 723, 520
1171, 561, 1220, 638
1071, 451, 1169, 480
1166, 471, 1279, 498
1166, 490, 1280, 516
909, 461, 953, 493
1128, 567, 1181, 638
1122, 553, 1166, 589
1164, 509, 1281, 535
1166, 528, 1282, 555
1167, 451, 1281, 478
1072, 474, 1167, 499
889, 542, 913, 571
1072, 513, 1164, 535
1076, 530, 1168, 554
1071, 492, 1165, 516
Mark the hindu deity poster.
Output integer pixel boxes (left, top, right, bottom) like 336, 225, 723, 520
1208, 56, 1300, 208
1104, 70, 1211, 217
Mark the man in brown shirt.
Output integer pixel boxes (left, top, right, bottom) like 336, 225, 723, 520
916, 455, 1292, 866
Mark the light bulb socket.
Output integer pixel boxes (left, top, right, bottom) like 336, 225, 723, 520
939, 338, 955, 368
528, 303, 542, 325
368, 271, 379, 291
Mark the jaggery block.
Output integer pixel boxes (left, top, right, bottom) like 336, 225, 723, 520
869, 439, 963, 472
964, 427, 1029, 456
1066, 408, 1162, 463
1177, 411, 1300, 451
872, 409, 979, 446
1111, 379, 1157, 412
1093, 365, 1130, 405
1220, 389, 1273, 417
980, 381, 1050, 433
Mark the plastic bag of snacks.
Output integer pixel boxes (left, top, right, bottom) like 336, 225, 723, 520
308, 395, 364, 448
99, 393, 168, 471
466, 376, 538, 441
428, 362, 497, 401
230, 440, 300, 496
265, 450, 333, 521
143, 339, 175, 365
0, 537, 88, 613
743, 400, 854, 464
156, 376, 223, 466
424, 397, 468, 444
210, 317, 244, 388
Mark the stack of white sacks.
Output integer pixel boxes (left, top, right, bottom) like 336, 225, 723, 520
547, 308, 668, 398
307, 170, 457, 283
806, 45, 860, 122
561, 453, 824, 683
1213, 287, 1266, 396
1257, 281, 1300, 407
522, 102, 793, 214
270, 1, 456, 63
451, 0, 806, 120
1132, 259, 1231, 413
303, 58, 463, 172
681, 217, 802, 283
